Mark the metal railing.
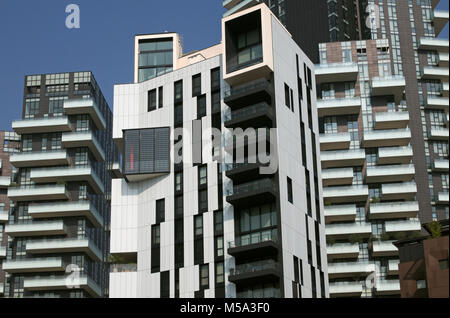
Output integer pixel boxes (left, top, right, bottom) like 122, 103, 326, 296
229, 260, 279, 276
227, 178, 275, 196
224, 78, 271, 99
224, 103, 272, 122
236, 288, 281, 298
110, 263, 137, 273
228, 230, 278, 249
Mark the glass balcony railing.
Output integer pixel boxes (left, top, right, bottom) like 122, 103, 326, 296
224, 78, 272, 99
110, 263, 137, 273
227, 178, 275, 196
230, 260, 279, 276
224, 102, 272, 122
228, 230, 278, 249
236, 288, 281, 298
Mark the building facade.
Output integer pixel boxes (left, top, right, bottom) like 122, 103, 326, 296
110, 4, 329, 298
4, 72, 117, 298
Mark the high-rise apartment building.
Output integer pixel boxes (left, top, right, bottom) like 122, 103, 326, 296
4, 72, 117, 298
110, 4, 329, 298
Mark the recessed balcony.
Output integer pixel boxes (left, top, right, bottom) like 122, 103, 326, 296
378, 147, 413, 165
365, 164, 415, 183
64, 98, 106, 130
421, 66, 449, 81
376, 280, 400, 296
320, 149, 366, 169
418, 37, 449, 52
425, 96, 449, 111
0, 210, 8, 223
438, 52, 449, 67
2, 257, 67, 274
12, 116, 72, 135
8, 185, 69, 202
5, 221, 66, 237
30, 166, 105, 194
224, 102, 273, 129
315, 62, 359, 84
428, 127, 449, 141
225, 162, 272, 184
362, 129, 411, 148
26, 238, 102, 262
326, 222, 372, 239
433, 159, 449, 172
329, 282, 363, 298
369, 201, 419, 220
324, 204, 357, 223
374, 111, 409, 130
24, 275, 102, 298
433, 10, 449, 35
320, 133, 351, 151
388, 259, 399, 275
223, 79, 273, 109
327, 243, 360, 260
385, 219, 421, 234
228, 231, 278, 261
371, 76, 406, 103
62, 131, 105, 161
0, 176, 10, 188
328, 261, 376, 279
10, 150, 70, 168
28, 201, 103, 228
323, 185, 369, 204
381, 182, 417, 201
322, 168, 354, 187
226, 178, 277, 208
437, 192, 449, 205
228, 260, 280, 286
316, 97, 361, 117
372, 240, 398, 257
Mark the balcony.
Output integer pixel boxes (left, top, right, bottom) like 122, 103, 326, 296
224, 102, 273, 129
0, 176, 10, 188
62, 131, 105, 161
223, 79, 273, 109
329, 282, 363, 298
320, 149, 366, 169
28, 201, 103, 228
0, 283, 3, 295
26, 238, 102, 262
388, 259, 399, 275
437, 192, 449, 205
428, 127, 449, 141
5, 221, 66, 237
322, 168, 354, 187
2, 257, 67, 273
109, 161, 123, 179
371, 76, 406, 103
30, 166, 105, 194
385, 219, 421, 234
365, 164, 415, 183
425, 96, 449, 111
0, 246, 6, 258
320, 133, 351, 151
324, 204, 357, 224
381, 182, 417, 201
438, 52, 449, 67
374, 111, 409, 130
372, 240, 398, 257
433, 159, 449, 172
10, 150, 70, 168
443, 82, 449, 97
225, 162, 272, 184
323, 185, 369, 204
24, 275, 102, 297
226, 178, 277, 208
315, 62, 359, 84
8, 185, 69, 202
316, 97, 361, 117
433, 10, 449, 35
328, 261, 376, 279
12, 116, 72, 135
369, 201, 419, 220
362, 129, 411, 148
64, 98, 106, 130
228, 260, 280, 286
421, 66, 449, 81
327, 243, 360, 260
418, 37, 449, 52
376, 280, 400, 296
0, 210, 8, 223
378, 147, 413, 164
228, 231, 278, 261
326, 222, 372, 239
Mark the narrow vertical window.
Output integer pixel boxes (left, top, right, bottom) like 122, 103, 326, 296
192, 74, 202, 97
158, 86, 164, 108
287, 177, 293, 204
148, 89, 157, 112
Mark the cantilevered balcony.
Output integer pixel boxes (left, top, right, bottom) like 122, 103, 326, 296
109, 161, 123, 179
323, 185, 369, 204
320, 149, 366, 169
64, 98, 106, 130
381, 182, 417, 201
327, 243, 360, 260
374, 111, 409, 130
385, 219, 421, 234
443, 82, 449, 97
418, 37, 449, 52
8, 185, 69, 202
438, 52, 449, 67
30, 165, 105, 194
388, 260, 399, 275
437, 192, 449, 204
433, 10, 449, 35
226, 178, 277, 208
28, 201, 103, 228
223, 79, 273, 109
315, 62, 359, 84
329, 282, 363, 298
224, 102, 273, 129
316, 97, 361, 117
369, 201, 419, 220
372, 240, 398, 257
320, 133, 351, 151
324, 204, 357, 223
0, 176, 10, 188
362, 129, 411, 148
371, 76, 406, 103
228, 231, 278, 261
0, 246, 6, 258
0, 210, 8, 223
326, 222, 372, 239
376, 280, 400, 296
428, 127, 449, 141
2, 257, 67, 274
378, 147, 413, 165
322, 168, 354, 187
365, 164, 415, 183
10, 150, 69, 168
328, 261, 376, 279
24, 275, 102, 297
62, 131, 105, 161
421, 66, 449, 81
425, 96, 449, 111
228, 260, 280, 286
12, 116, 72, 135
26, 238, 102, 262
5, 221, 66, 237
433, 159, 449, 172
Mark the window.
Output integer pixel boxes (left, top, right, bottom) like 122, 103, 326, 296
287, 177, 293, 204
79, 185, 88, 200
238, 204, 277, 245
237, 29, 262, 67
175, 195, 183, 218
211, 68, 220, 89
158, 86, 164, 108
199, 189, 208, 212
192, 74, 201, 97
22, 136, 32, 152
49, 97, 66, 115
74, 149, 88, 166
174, 80, 183, 101
76, 115, 89, 132
214, 211, 223, 233
200, 264, 209, 288
416, 280, 427, 290
199, 166, 207, 186
138, 39, 173, 83
285, 83, 291, 109
148, 89, 157, 112
215, 236, 224, 257
439, 259, 449, 270
194, 215, 203, 237
215, 262, 224, 285
175, 172, 183, 192
211, 91, 220, 113
197, 95, 207, 119
156, 199, 165, 224
25, 98, 40, 119
152, 225, 160, 246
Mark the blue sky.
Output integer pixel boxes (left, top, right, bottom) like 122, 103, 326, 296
0, 0, 448, 130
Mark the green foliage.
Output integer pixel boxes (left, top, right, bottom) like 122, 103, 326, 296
371, 196, 379, 204
348, 234, 364, 244
427, 221, 442, 239
107, 255, 126, 264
